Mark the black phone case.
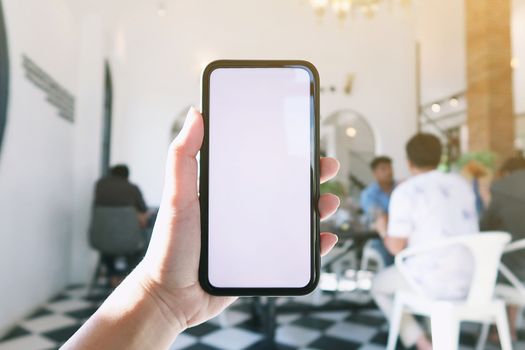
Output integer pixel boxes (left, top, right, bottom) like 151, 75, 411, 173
198, 60, 320, 296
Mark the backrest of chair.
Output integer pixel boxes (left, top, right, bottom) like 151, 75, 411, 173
89, 206, 144, 255
464, 232, 511, 305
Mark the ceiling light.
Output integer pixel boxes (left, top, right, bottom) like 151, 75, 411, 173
311, 0, 329, 17
332, 0, 351, 21
431, 103, 441, 113
449, 97, 459, 107
310, 0, 409, 23
346, 127, 357, 138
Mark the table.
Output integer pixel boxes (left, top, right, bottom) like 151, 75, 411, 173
325, 225, 379, 242
250, 228, 380, 345
321, 226, 379, 272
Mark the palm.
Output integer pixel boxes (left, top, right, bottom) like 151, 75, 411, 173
144, 196, 236, 327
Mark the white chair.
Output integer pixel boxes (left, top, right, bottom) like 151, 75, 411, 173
386, 232, 512, 350
361, 239, 387, 273
476, 238, 525, 350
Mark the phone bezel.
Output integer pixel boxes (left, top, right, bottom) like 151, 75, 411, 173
199, 60, 320, 296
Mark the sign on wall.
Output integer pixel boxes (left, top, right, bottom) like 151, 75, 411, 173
22, 55, 75, 122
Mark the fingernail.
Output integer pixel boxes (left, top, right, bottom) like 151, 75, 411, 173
183, 106, 197, 126
187, 106, 197, 120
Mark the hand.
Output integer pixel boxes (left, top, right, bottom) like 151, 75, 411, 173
375, 213, 388, 238
138, 107, 340, 330
63, 107, 340, 350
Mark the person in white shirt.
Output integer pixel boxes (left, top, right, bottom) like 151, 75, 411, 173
371, 133, 479, 350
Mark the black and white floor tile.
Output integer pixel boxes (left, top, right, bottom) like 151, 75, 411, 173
1, 285, 524, 350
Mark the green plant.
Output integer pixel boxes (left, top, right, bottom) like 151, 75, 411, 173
456, 151, 498, 170
320, 180, 346, 199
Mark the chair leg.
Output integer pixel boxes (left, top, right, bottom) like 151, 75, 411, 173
475, 322, 491, 350
386, 295, 403, 350
430, 305, 460, 350
360, 251, 370, 272
516, 306, 524, 330
86, 256, 102, 299
495, 303, 513, 350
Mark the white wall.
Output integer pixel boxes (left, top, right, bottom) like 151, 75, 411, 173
69, 15, 105, 284
109, 0, 417, 204
0, 0, 77, 333
0, 0, 104, 333
414, 0, 466, 104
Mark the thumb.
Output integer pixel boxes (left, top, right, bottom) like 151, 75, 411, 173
162, 107, 204, 206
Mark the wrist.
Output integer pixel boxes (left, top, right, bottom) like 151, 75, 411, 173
63, 265, 185, 349
134, 264, 188, 335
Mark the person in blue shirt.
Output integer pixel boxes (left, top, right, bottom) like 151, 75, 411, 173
360, 156, 396, 266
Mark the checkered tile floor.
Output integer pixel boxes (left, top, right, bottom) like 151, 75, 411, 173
1, 285, 524, 350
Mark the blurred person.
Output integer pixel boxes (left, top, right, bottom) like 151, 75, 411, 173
481, 154, 525, 341
371, 133, 479, 350
360, 156, 396, 266
361, 156, 395, 219
63, 108, 341, 349
462, 159, 490, 216
94, 164, 150, 286
95, 164, 149, 227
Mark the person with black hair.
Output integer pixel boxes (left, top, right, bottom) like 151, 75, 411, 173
94, 164, 149, 227
361, 156, 395, 219
360, 156, 396, 266
371, 133, 479, 350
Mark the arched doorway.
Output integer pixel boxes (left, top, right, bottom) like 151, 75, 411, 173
322, 109, 377, 198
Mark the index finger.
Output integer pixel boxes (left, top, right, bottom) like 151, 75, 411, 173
320, 157, 340, 184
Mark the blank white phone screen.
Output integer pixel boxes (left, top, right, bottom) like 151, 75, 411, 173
208, 67, 312, 288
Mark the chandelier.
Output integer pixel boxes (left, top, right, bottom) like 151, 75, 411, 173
310, 0, 412, 22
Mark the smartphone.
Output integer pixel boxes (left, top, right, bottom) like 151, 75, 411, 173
199, 60, 320, 296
